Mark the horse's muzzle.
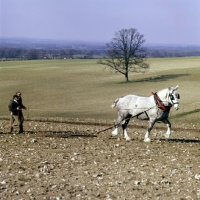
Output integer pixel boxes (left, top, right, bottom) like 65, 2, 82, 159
174, 104, 179, 110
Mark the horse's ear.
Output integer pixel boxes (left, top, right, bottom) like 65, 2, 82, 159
174, 85, 178, 90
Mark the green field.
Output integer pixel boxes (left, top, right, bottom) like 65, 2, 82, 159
1, 57, 200, 126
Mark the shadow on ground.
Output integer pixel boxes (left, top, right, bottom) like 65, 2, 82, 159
160, 138, 200, 143
134, 73, 189, 82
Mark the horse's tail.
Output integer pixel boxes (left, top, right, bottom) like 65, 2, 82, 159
111, 98, 119, 108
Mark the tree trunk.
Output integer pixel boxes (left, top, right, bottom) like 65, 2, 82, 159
125, 71, 129, 82
125, 65, 129, 82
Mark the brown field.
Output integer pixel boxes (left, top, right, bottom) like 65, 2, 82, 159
1, 58, 200, 199
0, 117, 200, 200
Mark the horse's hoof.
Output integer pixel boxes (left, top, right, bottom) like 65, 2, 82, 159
144, 138, 151, 142
112, 132, 118, 136
125, 137, 131, 141
164, 134, 170, 139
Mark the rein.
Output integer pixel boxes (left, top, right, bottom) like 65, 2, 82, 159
152, 92, 171, 111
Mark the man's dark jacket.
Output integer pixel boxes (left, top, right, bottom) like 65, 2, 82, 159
18, 97, 26, 109
10, 100, 19, 116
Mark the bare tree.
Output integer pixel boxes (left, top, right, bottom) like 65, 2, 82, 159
98, 28, 149, 82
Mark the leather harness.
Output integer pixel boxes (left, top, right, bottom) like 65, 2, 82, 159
152, 92, 171, 111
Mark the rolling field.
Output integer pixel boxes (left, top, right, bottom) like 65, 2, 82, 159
0, 58, 200, 199
0, 57, 200, 125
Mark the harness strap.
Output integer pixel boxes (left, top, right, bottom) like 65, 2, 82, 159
152, 92, 171, 111
136, 111, 149, 120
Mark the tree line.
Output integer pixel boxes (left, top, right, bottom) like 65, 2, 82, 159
0, 47, 106, 60
146, 48, 200, 57
1, 45, 200, 60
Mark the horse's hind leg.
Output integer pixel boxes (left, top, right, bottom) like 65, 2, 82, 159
122, 114, 132, 141
112, 116, 122, 136
163, 119, 171, 139
112, 111, 128, 137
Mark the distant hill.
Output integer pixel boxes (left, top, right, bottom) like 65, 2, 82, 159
0, 37, 107, 50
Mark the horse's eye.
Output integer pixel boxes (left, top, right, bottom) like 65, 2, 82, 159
169, 94, 174, 100
176, 93, 180, 99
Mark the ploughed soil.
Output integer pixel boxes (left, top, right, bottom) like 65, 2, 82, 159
0, 117, 200, 200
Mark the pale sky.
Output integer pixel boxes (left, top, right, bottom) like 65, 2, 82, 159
1, 0, 200, 45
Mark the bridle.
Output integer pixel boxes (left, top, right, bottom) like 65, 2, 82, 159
169, 93, 180, 106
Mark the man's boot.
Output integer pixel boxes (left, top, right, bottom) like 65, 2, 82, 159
19, 125, 24, 134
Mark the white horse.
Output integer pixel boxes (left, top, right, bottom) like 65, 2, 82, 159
111, 86, 180, 142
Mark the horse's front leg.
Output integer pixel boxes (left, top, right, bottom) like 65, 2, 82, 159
163, 119, 171, 139
144, 119, 155, 142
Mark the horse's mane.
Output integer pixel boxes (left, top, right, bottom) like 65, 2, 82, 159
156, 87, 170, 102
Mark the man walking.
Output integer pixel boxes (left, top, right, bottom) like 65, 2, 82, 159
9, 91, 28, 133
16, 91, 27, 110
10, 94, 24, 133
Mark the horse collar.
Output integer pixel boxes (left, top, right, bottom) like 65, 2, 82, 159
152, 92, 171, 111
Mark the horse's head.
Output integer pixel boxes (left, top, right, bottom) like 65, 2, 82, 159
168, 86, 180, 110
